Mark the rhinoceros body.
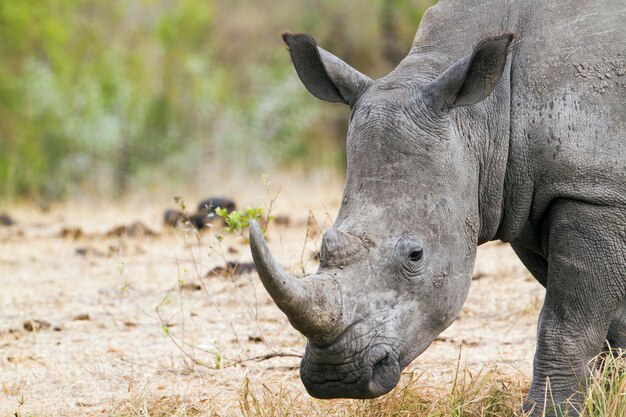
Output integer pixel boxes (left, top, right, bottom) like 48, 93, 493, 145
249, 1, 626, 415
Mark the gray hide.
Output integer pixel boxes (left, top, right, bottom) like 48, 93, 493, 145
249, 1, 626, 416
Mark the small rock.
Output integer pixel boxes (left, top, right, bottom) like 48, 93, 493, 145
23, 319, 51, 332
180, 283, 202, 292
188, 212, 214, 230
235, 262, 257, 275
206, 261, 256, 278
0, 213, 15, 226
36, 200, 51, 213
197, 197, 236, 213
164, 200, 233, 231
164, 211, 213, 231
73, 313, 91, 321
75, 246, 107, 257
127, 221, 158, 237
75, 247, 89, 256
248, 335, 264, 343
105, 222, 158, 238
472, 272, 488, 281
187, 197, 237, 230
273, 215, 291, 227
434, 336, 452, 343
106, 225, 129, 238
163, 209, 185, 227
59, 227, 84, 239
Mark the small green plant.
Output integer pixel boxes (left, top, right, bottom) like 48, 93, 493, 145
214, 352, 224, 370
215, 174, 280, 241
173, 196, 187, 212
216, 206, 263, 232
215, 206, 264, 239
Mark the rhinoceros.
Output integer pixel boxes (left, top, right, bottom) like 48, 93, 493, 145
248, 1, 626, 415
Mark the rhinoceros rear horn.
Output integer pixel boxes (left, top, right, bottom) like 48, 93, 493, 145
282, 32, 372, 106
248, 220, 343, 341
426, 33, 515, 110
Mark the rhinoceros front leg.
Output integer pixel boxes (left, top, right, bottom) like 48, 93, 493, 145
510, 243, 548, 286
524, 201, 626, 417
512, 242, 626, 350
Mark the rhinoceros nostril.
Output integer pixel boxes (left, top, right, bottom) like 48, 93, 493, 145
367, 352, 401, 397
372, 354, 388, 377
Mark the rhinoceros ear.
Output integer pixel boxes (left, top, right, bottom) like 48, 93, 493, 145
425, 33, 514, 110
282, 32, 372, 106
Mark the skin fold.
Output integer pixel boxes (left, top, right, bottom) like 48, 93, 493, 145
249, 1, 626, 415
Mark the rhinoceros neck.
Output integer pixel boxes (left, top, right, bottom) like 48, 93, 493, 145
411, 0, 521, 63
403, 0, 521, 244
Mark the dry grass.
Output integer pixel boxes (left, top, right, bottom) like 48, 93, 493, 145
581, 350, 626, 417
107, 364, 529, 417
106, 358, 626, 417
231, 354, 626, 417
111, 395, 205, 417
236, 364, 528, 417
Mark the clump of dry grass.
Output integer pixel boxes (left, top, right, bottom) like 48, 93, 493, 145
236, 354, 626, 417
238, 364, 528, 417
109, 353, 626, 417
111, 395, 206, 417
581, 349, 626, 417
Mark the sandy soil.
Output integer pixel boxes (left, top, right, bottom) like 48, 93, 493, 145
0, 176, 545, 416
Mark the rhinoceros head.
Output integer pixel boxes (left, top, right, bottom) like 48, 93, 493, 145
249, 32, 513, 399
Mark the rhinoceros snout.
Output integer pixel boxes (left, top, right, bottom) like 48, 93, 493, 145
299, 345, 401, 399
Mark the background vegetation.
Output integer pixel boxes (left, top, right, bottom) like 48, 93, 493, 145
0, 0, 435, 201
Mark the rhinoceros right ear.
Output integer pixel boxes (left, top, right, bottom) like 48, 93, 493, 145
425, 33, 514, 110
282, 32, 372, 106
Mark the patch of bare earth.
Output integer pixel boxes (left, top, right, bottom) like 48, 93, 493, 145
0, 178, 544, 416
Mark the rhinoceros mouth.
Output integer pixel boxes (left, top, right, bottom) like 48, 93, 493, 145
299, 345, 402, 399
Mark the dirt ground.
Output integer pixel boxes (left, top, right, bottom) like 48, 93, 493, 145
0, 175, 545, 416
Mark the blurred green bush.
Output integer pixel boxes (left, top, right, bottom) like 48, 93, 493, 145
0, 0, 434, 200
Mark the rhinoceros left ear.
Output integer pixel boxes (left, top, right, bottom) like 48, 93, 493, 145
425, 33, 514, 110
282, 32, 372, 106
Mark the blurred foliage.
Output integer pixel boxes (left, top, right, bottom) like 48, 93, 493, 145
0, 0, 435, 200
216, 206, 262, 235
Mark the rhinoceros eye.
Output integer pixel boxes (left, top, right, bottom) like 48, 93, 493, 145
394, 235, 425, 276
409, 248, 423, 262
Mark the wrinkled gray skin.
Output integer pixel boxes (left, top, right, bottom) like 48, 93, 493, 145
248, 1, 626, 415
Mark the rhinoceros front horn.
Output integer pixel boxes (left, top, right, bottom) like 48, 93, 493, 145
249, 220, 343, 341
